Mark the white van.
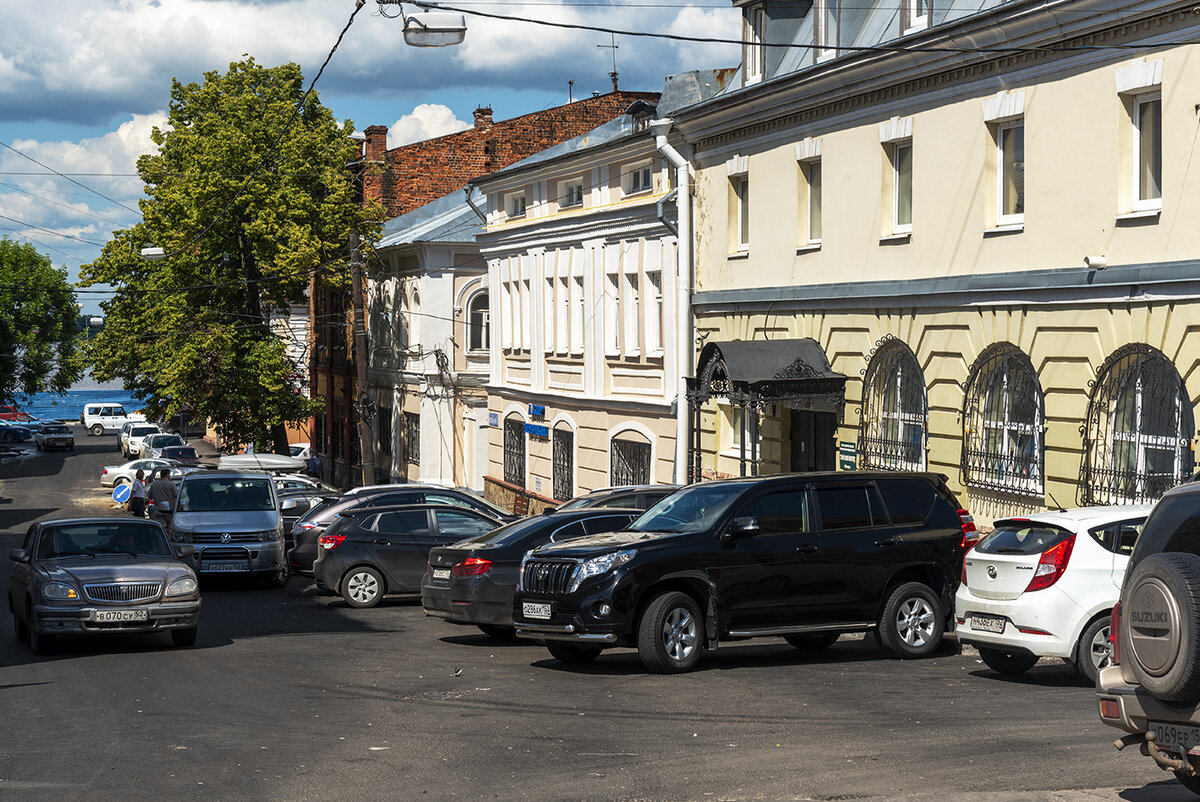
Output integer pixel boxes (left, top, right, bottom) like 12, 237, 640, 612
81, 402, 146, 436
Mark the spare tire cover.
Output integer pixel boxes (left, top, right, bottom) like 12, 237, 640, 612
1122, 552, 1200, 703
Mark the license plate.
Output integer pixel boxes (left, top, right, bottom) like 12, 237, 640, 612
201, 562, 245, 572
94, 609, 148, 622
970, 614, 1006, 633
1151, 721, 1200, 756
432, 568, 451, 581
522, 601, 552, 620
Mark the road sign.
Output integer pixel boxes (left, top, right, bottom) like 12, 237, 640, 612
112, 484, 131, 504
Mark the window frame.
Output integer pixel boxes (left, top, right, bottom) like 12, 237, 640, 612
816, 0, 838, 61
891, 140, 913, 235
1132, 91, 1162, 212
507, 191, 527, 219
467, 291, 490, 353
733, 174, 750, 251
743, 5, 766, 85
558, 177, 585, 209
996, 120, 1025, 226
404, 412, 420, 466
960, 345, 1045, 497
624, 161, 654, 196
904, 0, 929, 34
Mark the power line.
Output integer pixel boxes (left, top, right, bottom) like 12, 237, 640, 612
0, 182, 134, 227
0, 140, 141, 215
0, 211, 107, 247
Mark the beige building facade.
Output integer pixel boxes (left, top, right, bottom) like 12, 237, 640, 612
670, 0, 1200, 522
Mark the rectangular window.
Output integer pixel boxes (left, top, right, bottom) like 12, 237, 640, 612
378, 411, 392, 456
604, 273, 620, 355
405, 412, 420, 465
743, 6, 765, 85
570, 274, 585, 354
508, 192, 527, 218
503, 417, 525, 487
519, 277, 531, 351
645, 269, 663, 356
905, 0, 928, 33
559, 178, 584, 208
891, 141, 913, 234
552, 427, 574, 501
806, 160, 822, 242
1134, 94, 1162, 209
543, 276, 555, 354
734, 175, 750, 249
625, 162, 653, 195
997, 122, 1024, 224
610, 439, 652, 486
817, 0, 838, 59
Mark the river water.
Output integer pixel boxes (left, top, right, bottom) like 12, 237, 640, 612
19, 377, 143, 423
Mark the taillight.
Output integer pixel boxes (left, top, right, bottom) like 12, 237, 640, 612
961, 547, 971, 587
1110, 602, 1121, 665
1025, 534, 1076, 592
958, 509, 979, 548
296, 521, 318, 531
451, 557, 492, 577
318, 533, 346, 550
102, 469, 109, 475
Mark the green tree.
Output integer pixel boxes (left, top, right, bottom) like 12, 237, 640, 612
0, 238, 83, 404
80, 57, 378, 452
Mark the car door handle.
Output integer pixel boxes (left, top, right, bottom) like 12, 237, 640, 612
874, 539, 897, 547
795, 545, 818, 554
373, 539, 390, 545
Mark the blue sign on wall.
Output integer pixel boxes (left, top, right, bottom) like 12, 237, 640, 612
488, 412, 498, 427
524, 423, 549, 438
528, 404, 545, 419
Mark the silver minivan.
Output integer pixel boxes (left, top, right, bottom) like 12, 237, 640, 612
168, 471, 288, 586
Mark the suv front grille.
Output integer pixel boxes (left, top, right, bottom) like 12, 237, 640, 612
193, 532, 260, 543
198, 547, 253, 561
522, 560, 577, 595
84, 582, 162, 604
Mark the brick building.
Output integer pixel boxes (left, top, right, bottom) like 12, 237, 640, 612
310, 91, 659, 487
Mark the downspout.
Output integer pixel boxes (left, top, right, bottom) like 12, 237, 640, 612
464, 186, 487, 222
651, 118, 693, 484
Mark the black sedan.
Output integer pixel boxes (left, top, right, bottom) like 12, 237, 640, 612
313, 504, 503, 608
8, 517, 201, 654
421, 508, 640, 638
290, 486, 518, 575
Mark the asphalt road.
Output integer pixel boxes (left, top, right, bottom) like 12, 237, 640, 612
0, 428, 1196, 801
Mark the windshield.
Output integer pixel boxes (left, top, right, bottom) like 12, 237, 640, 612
164, 447, 197, 459
975, 522, 1072, 555
150, 435, 183, 447
42, 425, 70, 434
178, 476, 275, 512
132, 426, 158, 437
628, 483, 748, 533
36, 522, 172, 558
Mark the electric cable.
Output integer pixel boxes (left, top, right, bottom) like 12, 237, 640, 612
0, 140, 142, 215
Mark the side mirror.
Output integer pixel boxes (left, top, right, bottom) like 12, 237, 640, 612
722, 517, 761, 543
158, 500, 172, 514
9, 548, 29, 563
175, 544, 195, 558
281, 498, 302, 512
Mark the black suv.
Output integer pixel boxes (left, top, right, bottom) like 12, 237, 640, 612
1098, 481, 1200, 796
513, 471, 973, 673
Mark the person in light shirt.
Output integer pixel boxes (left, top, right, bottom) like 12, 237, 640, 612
129, 469, 148, 518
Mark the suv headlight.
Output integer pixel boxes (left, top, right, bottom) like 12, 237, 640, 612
257, 529, 282, 542
166, 576, 198, 597
172, 530, 193, 543
42, 582, 79, 601
568, 549, 635, 593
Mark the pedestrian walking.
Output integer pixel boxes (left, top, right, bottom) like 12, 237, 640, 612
129, 469, 148, 518
148, 467, 177, 525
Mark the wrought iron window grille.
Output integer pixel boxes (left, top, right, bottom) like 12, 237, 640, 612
503, 417, 526, 487
611, 438, 652, 487
960, 343, 1045, 497
858, 337, 927, 472
552, 428, 574, 502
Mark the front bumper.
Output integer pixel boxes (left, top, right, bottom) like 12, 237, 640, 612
184, 542, 285, 575
33, 599, 201, 634
954, 585, 1085, 659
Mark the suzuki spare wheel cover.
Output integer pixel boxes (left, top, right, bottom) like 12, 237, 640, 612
1127, 575, 1182, 677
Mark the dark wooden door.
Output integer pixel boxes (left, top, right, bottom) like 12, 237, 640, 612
789, 409, 837, 473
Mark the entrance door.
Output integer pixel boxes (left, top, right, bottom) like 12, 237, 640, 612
789, 409, 837, 472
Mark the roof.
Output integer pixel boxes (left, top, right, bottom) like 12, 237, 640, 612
995, 504, 1157, 530
376, 187, 484, 248
472, 115, 639, 186
697, 338, 845, 385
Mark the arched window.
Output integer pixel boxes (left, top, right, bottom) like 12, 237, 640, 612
961, 343, 1044, 496
1080, 344, 1193, 505
858, 338, 927, 471
503, 413, 526, 488
611, 428, 652, 486
468, 292, 490, 352
552, 422, 574, 501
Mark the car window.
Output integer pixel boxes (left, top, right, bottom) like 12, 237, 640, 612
599, 495, 641, 509
1117, 520, 1145, 555
373, 510, 430, 536
1090, 520, 1145, 554
582, 514, 637, 536
426, 493, 473, 510
435, 510, 497, 538
815, 486, 876, 529
23, 525, 36, 552
369, 492, 423, 507
630, 483, 748, 533
178, 477, 274, 512
975, 523, 1072, 555
875, 478, 937, 525
737, 487, 811, 533
549, 521, 587, 541
1131, 494, 1200, 566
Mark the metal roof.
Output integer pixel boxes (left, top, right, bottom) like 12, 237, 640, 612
472, 115, 639, 185
376, 187, 484, 248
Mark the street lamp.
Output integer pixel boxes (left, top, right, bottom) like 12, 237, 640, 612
403, 11, 467, 47
140, 247, 165, 260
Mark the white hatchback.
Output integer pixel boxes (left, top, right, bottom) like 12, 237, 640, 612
955, 505, 1152, 683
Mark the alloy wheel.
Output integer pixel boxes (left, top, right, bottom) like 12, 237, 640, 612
895, 597, 936, 648
1089, 624, 1113, 672
347, 571, 379, 605
661, 606, 698, 663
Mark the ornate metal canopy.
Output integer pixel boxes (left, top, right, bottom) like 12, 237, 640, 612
687, 338, 847, 411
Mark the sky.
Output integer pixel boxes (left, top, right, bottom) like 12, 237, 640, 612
0, 0, 739, 314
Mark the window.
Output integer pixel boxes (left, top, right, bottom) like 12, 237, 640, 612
804, 159, 822, 242
374, 510, 429, 536
875, 478, 939, 525
645, 268, 663, 356
815, 486, 877, 529
503, 415, 526, 487
603, 270, 620, 356
559, 178, 584, 208
738, 487, 810, 534
555, 276, 569, 354
405, 412, 420, 466
552, 425, 574, 501
891, 141, 913, 234
611, 435, 652, 486
816, 0, 838, 59
508, 191, 527, 218
543, 276, 555, 353
1080, 344, 1192, 505
733, 175, 750, 250
625, 162, 653, 195
961, 343, 1044, 496
858, 339, 926, 471
570, 274, 585, 354
435, 510, 496, 538
997, 122, 1024, 224
467, 292, 489, 351
905, 0, 928, 33
1134, 93, 1162, 210
743, 5, 765, 85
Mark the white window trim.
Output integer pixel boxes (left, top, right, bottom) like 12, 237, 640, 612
876, 365, 927, 472
904, 0, 928, 34
558, 177, 584, 209
891, 140, 913, 235
980, 368, 1043, 495
743, 5, 765, 86
1132, 91, 1163, 213
733, 174, 750, 251
996, 120, 1024, 227
507, 191, 527, 219
622, 258, 640, 358
623, 160, 654, 196
816, 0, 837, 61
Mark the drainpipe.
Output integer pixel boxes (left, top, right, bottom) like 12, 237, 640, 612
464, 186, 486, 222
651, 118, 693, 485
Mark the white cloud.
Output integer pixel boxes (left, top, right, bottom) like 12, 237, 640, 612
387, 105, 472, 148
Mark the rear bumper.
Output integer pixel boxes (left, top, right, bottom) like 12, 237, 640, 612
954, 585, 1087, 659
33, 600, 201, 634
1097, 665, 1200, 735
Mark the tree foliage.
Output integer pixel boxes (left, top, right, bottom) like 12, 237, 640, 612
0, 238, 83, 404
80, 58, 379, 451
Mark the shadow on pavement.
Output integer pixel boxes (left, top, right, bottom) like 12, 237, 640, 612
439, 632, 535, 648
1120, 780, 1200, 800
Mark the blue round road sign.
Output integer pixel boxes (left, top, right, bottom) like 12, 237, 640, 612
112, 483, 131, 504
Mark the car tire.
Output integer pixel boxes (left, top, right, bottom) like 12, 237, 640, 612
477, 624, 518, 640
637, 590, 703, 674
546, 641, 603, 664
1074, 616, 1113, 685
341, 567, 384, 608
1173, 771, 1200, 794
1, 431, 14, 443
784, 632, 840, 651
91, 424, 104, 436
171, 626, 198, 647
263, 564, 289, 589
28, 608, 54, 655
978, 647, 1039, 675
1121, 552, 1200, 703
877, 582, 944, 659
115, 478, 130, 488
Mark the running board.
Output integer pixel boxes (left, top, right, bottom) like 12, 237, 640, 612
727, 622, 874, 638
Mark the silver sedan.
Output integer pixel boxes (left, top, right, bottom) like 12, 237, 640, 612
100, 458, 174, 488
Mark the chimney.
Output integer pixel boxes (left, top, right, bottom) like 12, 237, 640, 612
473, 107, 493, 129
363, 125, 389, 162
362, 124, 389, 206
